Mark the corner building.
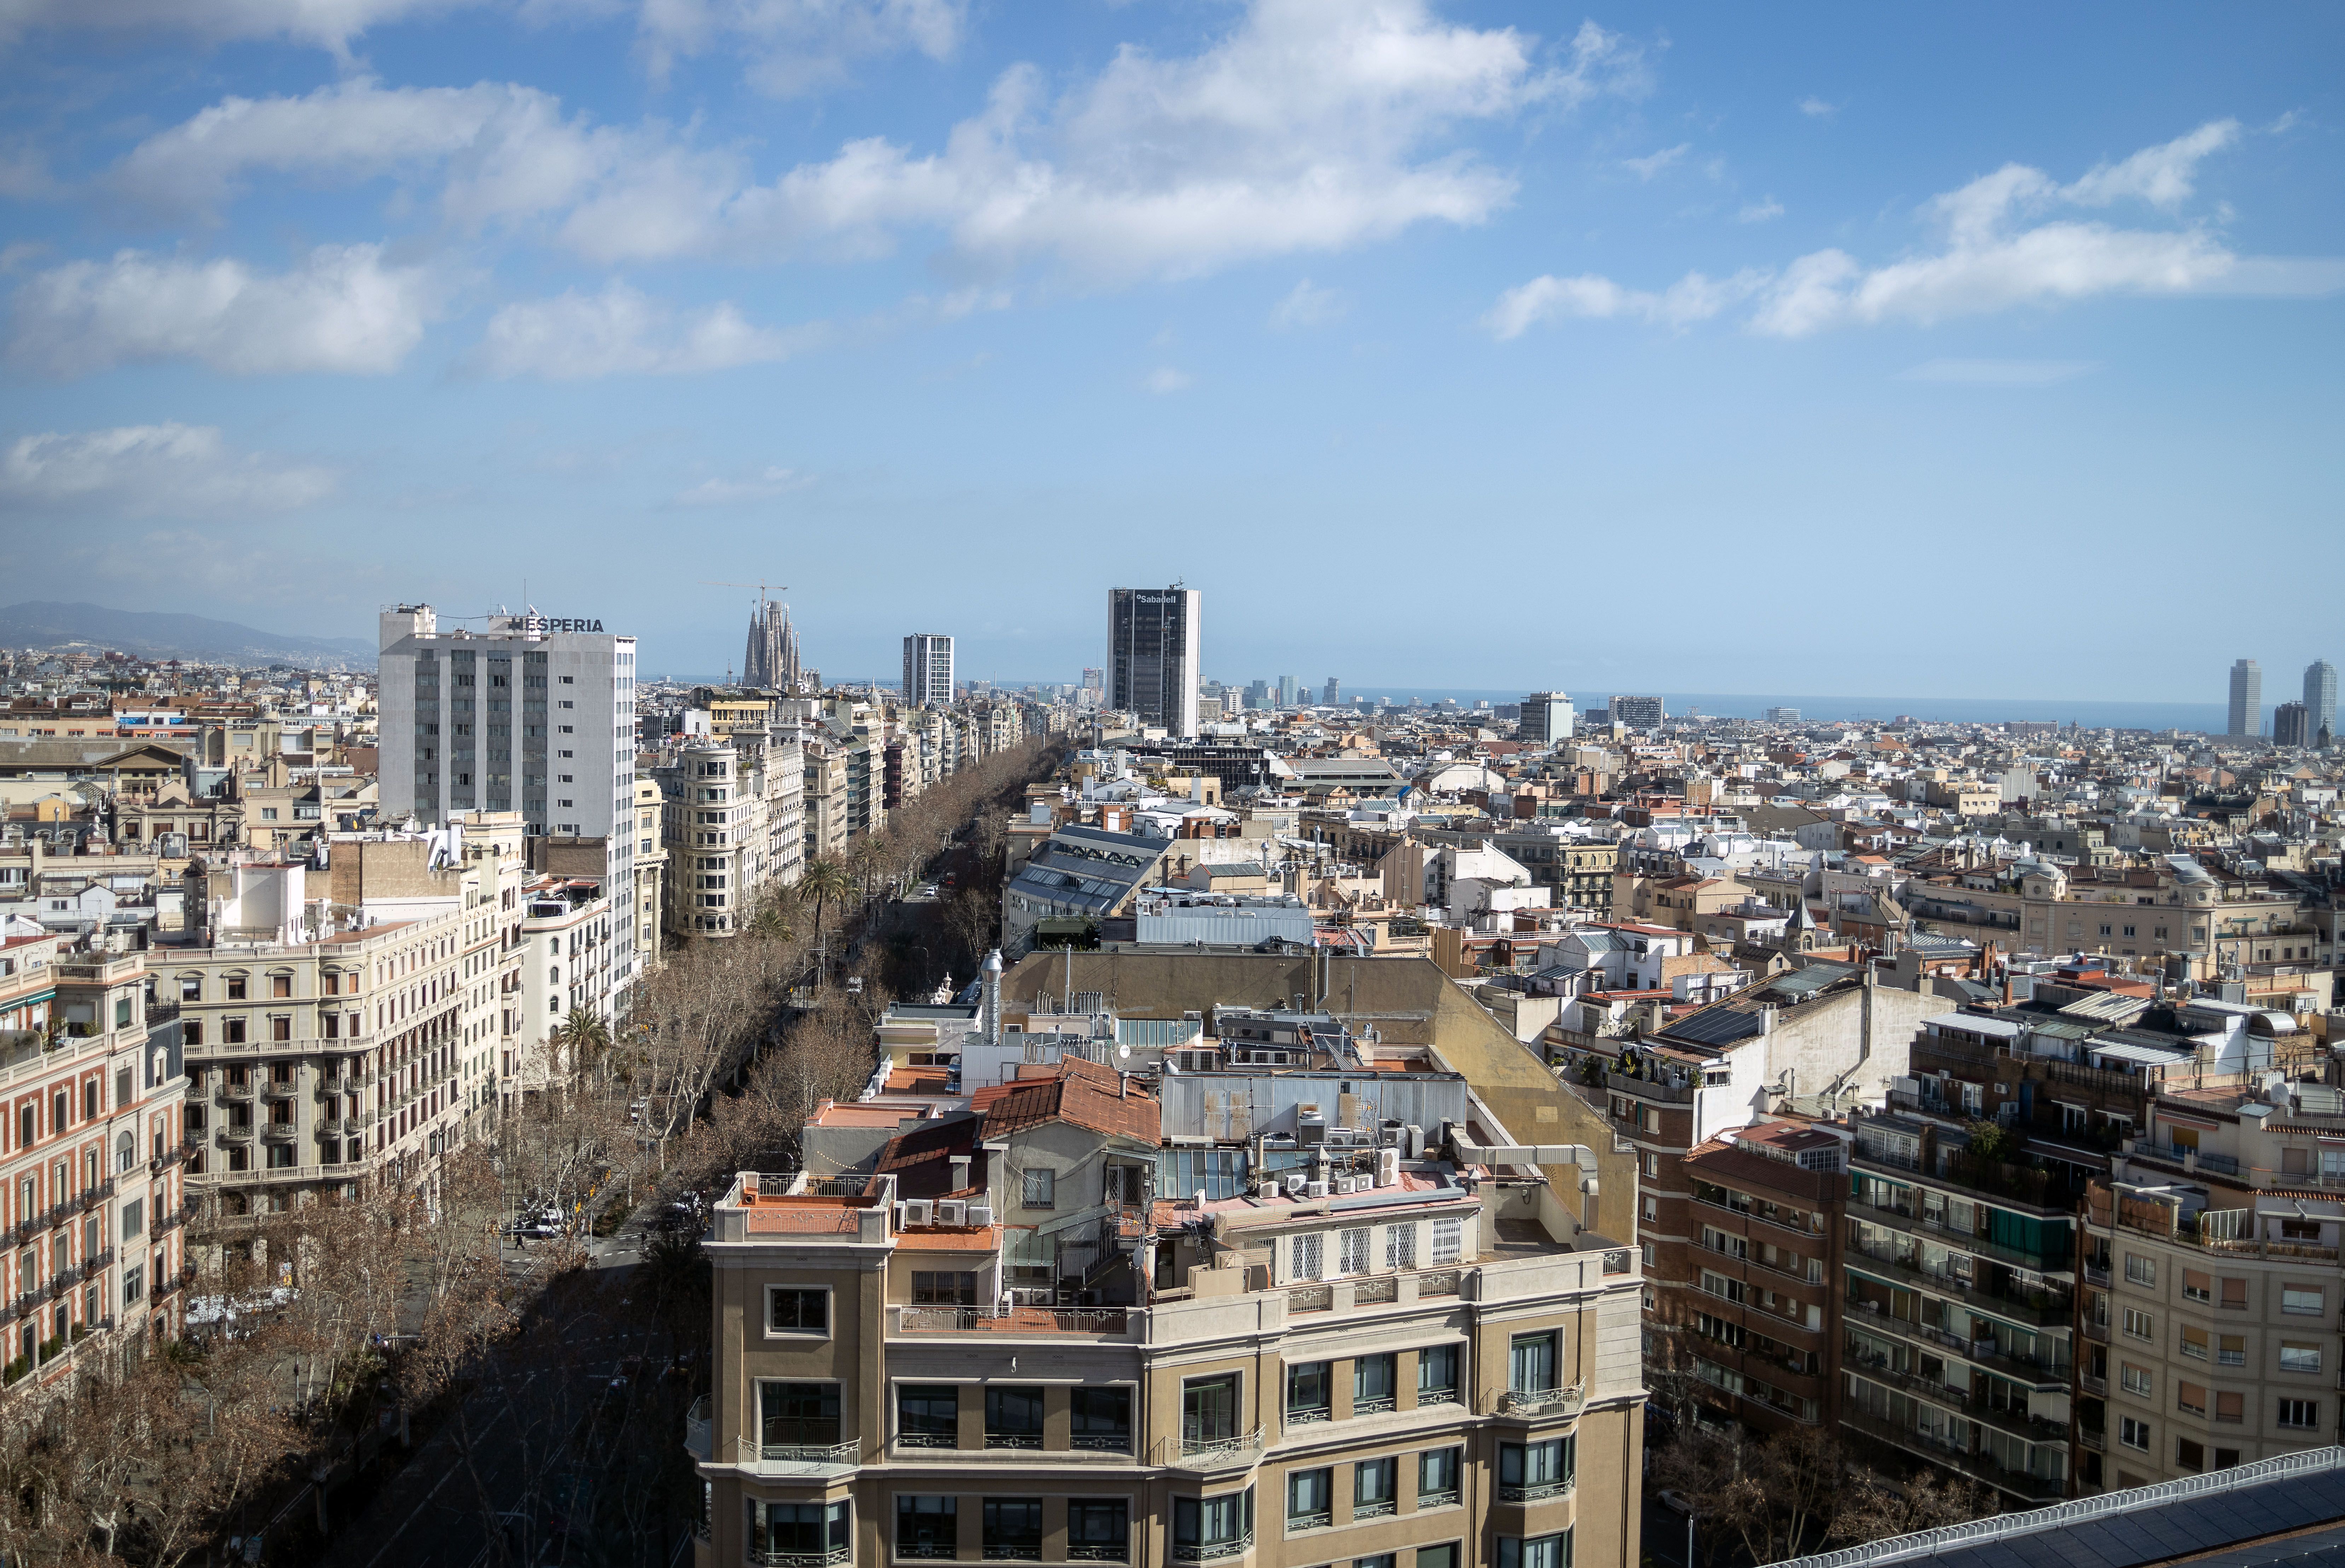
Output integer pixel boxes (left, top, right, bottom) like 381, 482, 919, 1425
691, 1161, 1642, 1568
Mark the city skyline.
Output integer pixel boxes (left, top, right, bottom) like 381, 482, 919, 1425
0, 5, 2337, 695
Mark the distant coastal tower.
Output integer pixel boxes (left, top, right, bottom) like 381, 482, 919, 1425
2227, 658, 2262, 738
743, 599, 801, 692
2304, 659, 2337, 747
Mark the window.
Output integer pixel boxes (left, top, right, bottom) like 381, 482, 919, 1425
766, 1286, 829, 1335
984, 1386, 1045, 1449
757, 1382, 839, 1453
1418, 1446, 1462, 1508
913, 1271, 977, 1306
1022, 1167, 1055, 1208
2121, 1364, 2152, 1396
1357, 1558, 1397, 1568
2279, 1399, 2321, 1430
1291, 1231, 1324, 1281
2124, 1255, 2155, 1286
2280, 1342, 2323, 1375
2120, 1417, 2151, 1451
2181, 1325, 2209, 1361
897, 1496, 955, 1559
2217, 1390, 2245, 1423
1182, 1373, 1240, 1452
1418, 1549, 1460, 1568
1510, 1331, 1557, 1394
983, 1499, 1043, 1560
1355, 1456, 1397, 1518
1068, 1501, 1129, 1563
2177, 1437, 2204, 1472
1355, 1353, 1397, 1413
227, 976, 247, 1000
1288, 1361, 1332, 1424
2184, 1269, 2211, 1303
2177, 1381, 2206, 1416
898, 1385, 959, 1447
1500, 1437, 1576, 1501
1496, 1534, 1571, 1568
1431, 1217, 1462, 1265
180, 977, 201, 1002
1338, 1227, 1371, 1276
2123, 1308, 2154, 1341
2218, 1334, 2246, 1367
1418, 1344, 1459, 1404
1386, 1223, 1417, 1269
749, 1501, 849, 1562
1172, 1488, 1253, 1560
2282, 1286, 2326, 1317
1071, 1386, 1132, 1452
1287, 1467, 1333, 1531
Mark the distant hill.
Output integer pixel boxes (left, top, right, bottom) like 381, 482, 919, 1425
0, 601, 375, 667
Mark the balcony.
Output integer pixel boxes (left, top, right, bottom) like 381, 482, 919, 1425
1848, 1197, 2074, 1276
1170, 1530, 1252, 1563
1499, 1479, 1575, 1504
748, 1551, 850, 1568
760, 1438, 861, 1465
1419, 1487, 1460, 1509
1168, 1427, 1263, 1472
215, 1084, 255, 1104
1840, 1406, 2067, 1502
261, 1082, 299, 1101
261, 1123, 299, 1142
1842, 1303, 2069, 1388
1493, 1384, 1587, 1419
1842, 1245, 2074, 1327
891, 1304, 1134, 1339
1606, 1069, 1696, 1105
218, 1126, 254, 1143
2079, 1427, 2105, 1452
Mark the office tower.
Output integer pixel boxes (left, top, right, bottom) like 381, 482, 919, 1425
1107, 587, 1201, 735
742, 598, 802, 691
2273, 702, 2310, 748
1521, 692, 1575, 745
1244, 679, 1269, 711
1322, 677, 1340, 706
2304, 660, 2337, 745
1765, 706, 1800, 722
1276, 675, 1298, 709
1608, 694, 1663, 729
1080, 667, 1104, 694
902, 633, 954, 708
378, 603, 640, 984
2227, 659, 2262, 737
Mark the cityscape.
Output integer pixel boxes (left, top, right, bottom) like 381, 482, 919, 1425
1, 4, 2342, 1568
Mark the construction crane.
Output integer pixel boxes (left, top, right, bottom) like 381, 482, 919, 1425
699, 580, 788, 600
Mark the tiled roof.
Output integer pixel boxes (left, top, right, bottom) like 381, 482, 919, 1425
978, 1055, 1159, 1145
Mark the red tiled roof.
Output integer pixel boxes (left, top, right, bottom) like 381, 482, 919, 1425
978, 1056, 1159, 1145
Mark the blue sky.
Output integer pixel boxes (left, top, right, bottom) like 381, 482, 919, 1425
1, 1, 2339, 702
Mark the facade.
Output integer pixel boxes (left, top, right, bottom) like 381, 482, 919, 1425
2273, 704, 2311, 750
2304, 659, 2338, 746
800, 736, 852, 865
660, 735, 805, 939
1520, 695, 1574, 747
376, 604, 642, 990
513, 879, 619, 1095
1607, 697, 1662, 730
1108, 588, 1202, 737
2, 946, 192, 1390
635, 776, 668, 970
903, 636, 956, 711
2228, 660, 2262, 739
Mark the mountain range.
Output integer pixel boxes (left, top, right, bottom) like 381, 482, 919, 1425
0, 601, 375, 667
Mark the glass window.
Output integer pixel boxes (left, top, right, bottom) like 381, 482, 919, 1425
1385, 1223, 1417, 1269
1431, 1217, 1463, 1264
1291, 1232, 1325, 1281
2121, 1363, 2151, 1396
2123, 1254, 2154, 1285
749, 1500, 850, 1559
1172, 1488, 1253, 1556
2180, 1325, 2209, 1360
2218, 1335, 2246, 1367
2183, 1269, 2212, 1302
768, 1286, 828, 1334
1510, 1331, 1558, 1393
897, 1496, 955, 1559
1338, 1227, 1371, 1275
1355, 1353, 1397, 1412
2283, 1286, 2326, 1316
983, 1499, 1043, 1559
913, 1270, 977, 1305
1068, 1501, 1129, 1562
2123, 1308, 2154, 1340
898, 1385, 959, 1447
1500, 1438, 1576, 1500
2280, 1342, 2323, 1375
2220, 1277, 2248, 1308
1288, 1361, 1332, 1423
985, 1386, 1045, 1449
2278, 1399, 2320, 1430
1418, 1548, 1460, 1568
2120, 1417, 2150, 1450
1418, 1445, 1462, 1506
1287, 1467, 1333, 1529
1071, 1386, 1133, 1451
1418, 1343, 1459, 1402
1182, 1373, 1240, 1451
758, 1382, 840, 1452
1023, 1168, 1055, 1208
1355, 1456, 1397, 1517
1496, 1533, 1572, 1568
1357, 1558, 1397, 1568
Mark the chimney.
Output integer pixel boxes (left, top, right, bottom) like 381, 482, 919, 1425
981, 948, 1004, 1045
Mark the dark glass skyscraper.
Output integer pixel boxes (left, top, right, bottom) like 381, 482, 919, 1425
1107, 587, 1201, 735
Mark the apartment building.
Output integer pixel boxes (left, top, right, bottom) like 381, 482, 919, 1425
2080, 1080, 2342, 1491
3, 943, 192, 1391
903, 636, 955, 711
660, 734, 805, 939
800, 736, 851, 866
513, 878, 619, 1094
689, 1139, 1641, 1568
635, 776, 668, 970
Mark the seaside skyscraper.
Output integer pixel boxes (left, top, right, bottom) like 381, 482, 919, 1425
901, 633, 954, 708
2304, 659, 2337, 746
2228, 658, 2262, 737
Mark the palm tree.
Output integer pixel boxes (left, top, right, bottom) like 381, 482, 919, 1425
747, 898, 794, 944
554, 1006, 611, 1077
797, 856, 855, 946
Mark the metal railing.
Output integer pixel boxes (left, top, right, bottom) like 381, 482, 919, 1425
1171, 1427, 1263, 1468
1067, 1546, 1129, 1562
1419, 1488, 1460, 1509
747, 1551, 851, 1568
1418, 1271, 1461, 1297
1287, 1284, 1333, 1313
758, 1438, 861, 1464
1286, 1406, 1329, 1427
1285, 1511, 1332, 1532
897, 1304, 1131, 1335
1171, 1530, 1252, 1563
984, 1431, 1044, 1450
1499, 1479, 1574, 1503
1495, 1383, 1587, 1418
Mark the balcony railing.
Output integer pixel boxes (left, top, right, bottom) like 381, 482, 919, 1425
1171, 1530, 1252, 1563
1070, 1433, 1131, 1452
1285, 1511, 1331, 1532
1354, 1498, 1396, 1519
1419, 1488, 1460, 1509
684, 1395, 711, 1461
1418, 1271, 1461, 1297
1354, 1395, 1395, 1416
1286, 1406, 1329, 1427
1499, 1480, 1574, 1503
1418, 1387, 1459, 1408
1170, 1427, 1263, 1470
1494, 1383, 1587, 1418
985, 1432, 1044, 1450
1843, 1245, 2074, 1326
1067, 1545, 1129, 1562
1288, 1284, 1333, 1313
758, 1438, 861, 1464
1843, 1303, 2069, 1386
896, 1304, 1131, 1336
748, 1551, 851, 1568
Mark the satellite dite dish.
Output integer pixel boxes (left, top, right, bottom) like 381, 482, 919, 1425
1118, 1043, 1131, 1060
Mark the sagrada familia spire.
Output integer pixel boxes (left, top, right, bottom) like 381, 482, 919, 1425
742, 598, 802, 691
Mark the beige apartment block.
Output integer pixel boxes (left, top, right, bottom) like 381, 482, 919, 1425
689, 1165, 1640, 1568
661, 735, 805, 940
636, 776, 669, 970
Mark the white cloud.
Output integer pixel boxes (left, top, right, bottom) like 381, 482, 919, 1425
1898, 358, 2096, 385
1142, 366, 1193, 393
8, 244, 440, 376
1270, 278, 1344, 329
473, 280, 822, 377
1622, 143, 1688, 180
1797, 96, 1836, 118
636, 0, 967, 96
0, 423, 337, 514
669, 464, 809, 505
128, 1, 1649, 281
0, 0, 477, 57
1737, 197, 1783, 223
1490, 120, 2340, 341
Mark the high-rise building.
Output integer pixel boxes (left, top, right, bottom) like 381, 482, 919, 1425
1521, 692, 1574, 745
378, 604, 641, 986
902, 633, 954, 708
742, 598, 802, 692
1107, 587, 1201, 735
1764, 706, 1801, 722
2273, 701, 2310, 748
1608, 694, 1663, 729
1276, 675, 1298, 709
1322, 677, 1340, 706
1244, 679, 1269, 711
2303, 660, 2337, 746
1080, 667, 1104, 693
2228, 659, 2263, 737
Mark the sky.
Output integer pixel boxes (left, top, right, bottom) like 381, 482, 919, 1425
0, 1, 2340, 702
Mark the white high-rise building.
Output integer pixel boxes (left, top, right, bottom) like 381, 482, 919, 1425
2228, 658, 2262, 738
902, 633, 954, 708
1107, 586, 1201, 736
2303, 659, 2337, 746
1521, 691, 1575, 745
377, 604, 642, 986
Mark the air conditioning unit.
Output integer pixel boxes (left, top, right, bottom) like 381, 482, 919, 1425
1376, 1148, 1401, 1188
1284, 1174, 1311, 1197
969, 1205, 994, 1227
937, 1199, 967, 1226
1258, 1180, 1285, 1200
902, 1199, 933, 1227
1343, 1175, 1371, 1194
1305, 1180, 1331, 1199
